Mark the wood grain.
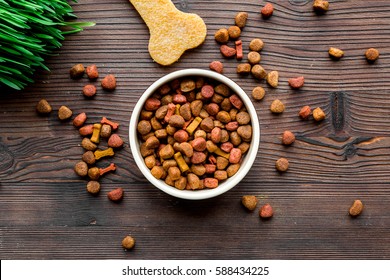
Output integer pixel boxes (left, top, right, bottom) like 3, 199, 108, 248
1, 0, 390, 259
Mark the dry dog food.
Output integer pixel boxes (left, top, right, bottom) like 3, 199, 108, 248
248, 51, 261, 65
130, 0, 207, 66
261, 3, 274, 19
282, 131, 295, 145
101, 74, 117, 91
86, 64, 99, 80
214, 28, 229, 44
83, 84, 97, 97
299, 105, 312, 119
107, 187, 124, 201
122, 235, 136, 250
209, 61, 224, 73
313, 107, 326, 121
349, 199, 363, 217
58, 105, 73, 120
249, 39, 264, 52
137, 76, 253, 190
313, 0, 329, 14
288, 76, 305, 89
275, 157, 289, 172
36, 99, 52, 114
270, 99, 285, 114
228, 26, 241, 39
242, 195, 258, 211
252, 87, 266, 101
329, 47, 344, 59
267, 71, 279, 88
235, 12, 248, 28
69, 64, 84, 79
259, 203, 273, 219
365, 48, 379, 62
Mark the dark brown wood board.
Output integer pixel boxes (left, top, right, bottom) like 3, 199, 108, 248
1, 0, 389, 259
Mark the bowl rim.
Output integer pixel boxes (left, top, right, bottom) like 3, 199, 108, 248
129, 69, 260, 200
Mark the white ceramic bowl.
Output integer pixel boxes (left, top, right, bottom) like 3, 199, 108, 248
129, 69, 260, 200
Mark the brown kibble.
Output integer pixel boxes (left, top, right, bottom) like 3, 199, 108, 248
169, 115, 185, 128
313, 107, 326, 121
70, 64, 84, 79
299, 105, 312, 119
248, 51, 261, 65
261, 3, 274, 19
227, 163, 240, 177
100, 124, 112, 138
209, 61, 224, 73
270, 99, 285, 114
87, 167, 100, 180
82, 151, 96, 165
214, 170, 228, 181
228, 26, 241, 39
174, 176, 187, 190
214, 28, 229, 44
288, 76, 305, 89
101, 74, 116, 91
275, 157, 289, 172
215, 84, 230, 97
237, 125, 252, 141
122, 235, 135, 250
108, 134, 124, 148
82, 84, 97, 97
36, 99, 52, 114
349, 199, 364, 217
249, 39, 264, 52
259, 203, 273, 219
86, 181, 100, 194
151, 166, 165, 179
365, 48, 379, 62
73, 112, 87, 128
252, 87, 266, 101
74, 161, 88, 177
282, 131, 295, 145
236, 112, 251, 125
235, 12, 248, 28
58, 105, 72, 120
220, 45, 237, 58
168, 166, 181, 181
251, 64, 267, 80
137, 120, 152, 135
242, 195, 258, 211
107, 187, 124, 201
329, 47, 344, 59
145, 136, 160, 149
180, 78, 196, 93
86, 64, 99, 80
313, 0, 329, 14
267, 71, 279, 88
187, 173, 201, 190
159, 144, 175, 159
237, 63, 251, 75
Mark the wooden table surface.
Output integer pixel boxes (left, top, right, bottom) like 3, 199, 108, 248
1, 0, 390, 259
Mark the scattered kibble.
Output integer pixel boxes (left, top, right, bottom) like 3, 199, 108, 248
288, 76, 305, 89
365, 48, 379, 62
220, 45, 237, 58
237, 63, 251, 75
107, 187, 124, 201
122, 235, 135, 250
228, 25, 241, 39
266, 71, 279, 88
58, 105, 72, 120
82, 84, 97, 97
214, 28, 229, 44
101, 74, 117, 91
86, 64, 99, 80
235, 12, 248, 28
252, 87, 266, 101
36, 99, 52, 114
275, 157, 289, 172
349, 199, 363, 217
248, 51, 261, 65
313, 107, 326, 121
313, 0, 329, 14
249, 38, 264, 52
329, 47, 344, 59
259, 203, 274, 219
251, 64, 267, 80
108, 134, 124, 148
74, 161, 88, 177
73, 112, 87, 128
261, 3, 274, 19
270, 99, 285, 114
209, 60, 224, 73
282, 131, 295, 146
235, 40, 243, 60
69, 64, 85, 79
87, 181, 101, 194
242, 195, 258, 211
299, 105, 312, 119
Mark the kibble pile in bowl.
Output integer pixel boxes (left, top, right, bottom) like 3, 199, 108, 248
129, 69, 259, 200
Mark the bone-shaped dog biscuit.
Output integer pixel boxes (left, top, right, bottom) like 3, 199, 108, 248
130, 0, 207, 66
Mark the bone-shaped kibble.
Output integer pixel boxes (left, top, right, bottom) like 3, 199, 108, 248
130, 0, 207, 65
